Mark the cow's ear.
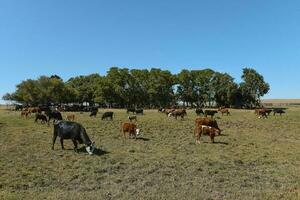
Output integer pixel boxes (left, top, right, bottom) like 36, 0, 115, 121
92, 141, 95, 145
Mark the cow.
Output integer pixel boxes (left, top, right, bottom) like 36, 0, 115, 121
66, 114, 75, 121
121, 122, 140, 139
27, 107, 41, 114
90, 110, 98, 117
135, 109, 144, 115
46, 111, 63, 124
194, 117, 221, 144
101, 112, 114, 120
195, 125, 220, 144
218, 108, 230, 116
170, 109, 187, 119
128, 115, 137, 122
52, 121, 95, 154
195, 108, 204, 116
127, 108, 136, 114
158, 108, 165, 112
165, 109, 175, 116
255, 109, 268, 119
15, 104, 23, 111
21, 110, 29, 118
265, 109, 273, 115
273, 109, 285, 116
35, 113, 48, 124
204, 110, 218, 118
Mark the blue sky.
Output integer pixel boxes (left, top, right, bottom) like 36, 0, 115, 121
1, 0, 300, 103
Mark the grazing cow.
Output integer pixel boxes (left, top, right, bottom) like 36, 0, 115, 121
35, 113, 48, 124
204, 110, 218, 118
265, 109, 273, 115
15, 104, 23, 111
101, 112, 114, 120
171, 109, 187, 119
195, 108, 204, 116
194, 117, 221, 144
273, 109, 285, 116
165, 109, 175, 116
158, 108, 165, 112
52, 121, 95, 154
218, 108, 230, 116
128, 115, 137, 122
255, 109, 268, 119
127, 108, 136, 114
135, 109, 144, 115
66, 114, 75, 121
27, 107, 41, 114
21, 111, 29, 118
90, 110, 98, 117
46, 111, 63, 124
121, 122, 140, 139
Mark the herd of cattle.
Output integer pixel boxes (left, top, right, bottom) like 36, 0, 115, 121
16, 105, 286, 155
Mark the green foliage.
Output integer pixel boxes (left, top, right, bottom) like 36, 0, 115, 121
6, 67, 269, 107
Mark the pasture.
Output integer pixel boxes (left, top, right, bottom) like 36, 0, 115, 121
0, 107, 299, 199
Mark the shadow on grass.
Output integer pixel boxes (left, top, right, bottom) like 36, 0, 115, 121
136, 137, 150, 141
202, 141, 229, 145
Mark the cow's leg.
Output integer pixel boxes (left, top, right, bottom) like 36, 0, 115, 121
52, 135, 57, 150
60, 138, 65, 150
72, 139, 78, 152
210, 133, 215, 143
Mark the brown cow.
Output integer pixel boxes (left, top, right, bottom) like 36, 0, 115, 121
170, 109, 187, 119
218, 108, 230, 116
27, 107, 41, 114
165, 109, 175, 116
255, 109, 268, 119
21, 111, 29, 118
194, 117, 221, 144
121, 122, 140, 139
66, 114, 75, 121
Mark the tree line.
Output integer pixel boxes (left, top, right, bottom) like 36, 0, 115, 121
2, 67, 270, 108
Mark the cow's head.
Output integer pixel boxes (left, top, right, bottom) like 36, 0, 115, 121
86, 142, 95, 155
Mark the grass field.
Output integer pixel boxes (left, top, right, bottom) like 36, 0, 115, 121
0, 107, 299, 199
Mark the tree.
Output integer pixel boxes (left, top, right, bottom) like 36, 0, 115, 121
239, 68, 270, 108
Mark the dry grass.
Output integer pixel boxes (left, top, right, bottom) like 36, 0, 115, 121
0, 107, 299, 199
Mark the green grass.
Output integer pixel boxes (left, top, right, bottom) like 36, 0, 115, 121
0, 107, 299, 199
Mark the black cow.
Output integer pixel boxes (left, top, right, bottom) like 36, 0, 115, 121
101, 112, 114, 120
195, 108, 204, 116
204, 110, 218, 118
46, 111, 63, 124
127, 108, 136, 114
273, 109, 285, 116
35, 113, 48, 124
135, 109, 144, 115
90, 110, 98, 117
52, 121, 95, 154
15, 104, 23, 111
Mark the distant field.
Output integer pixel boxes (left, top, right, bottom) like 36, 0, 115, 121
0, 108, 299, 199
261, 99, 300, 105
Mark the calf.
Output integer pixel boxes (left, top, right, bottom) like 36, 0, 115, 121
128, 115, 137, 122
101, 112, 114, 120
121, 122, 140, 139
194, 117, 221, 144
218, 108, 230, 116
52, 121, 95, 154
35, 113, 48, 124
195, 108, 204, 116
204, 110, 218, 118
256, 109, 268, 119
46, 111, 63, 124
21, 111, 29, 118
90, 110, 98, 117
135, 109, 144, 115
66, 114, 75, 121
171, 109, 187, 119
126, 108, 136, 114
195, 125, 220, 144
